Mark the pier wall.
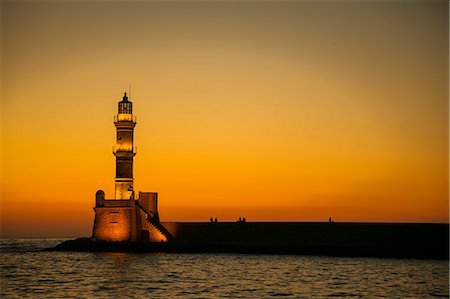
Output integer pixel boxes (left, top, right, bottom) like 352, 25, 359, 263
161, 222, 449, 258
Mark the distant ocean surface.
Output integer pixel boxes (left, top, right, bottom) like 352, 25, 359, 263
1, 239, 448, 298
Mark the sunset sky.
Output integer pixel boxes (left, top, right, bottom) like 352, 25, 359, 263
1, 0, 448, 237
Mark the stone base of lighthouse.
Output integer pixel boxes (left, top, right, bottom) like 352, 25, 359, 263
92, 190, 170, 242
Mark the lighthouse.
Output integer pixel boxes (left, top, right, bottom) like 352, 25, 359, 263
113, 92, 136, 199
92, 91, 173, 242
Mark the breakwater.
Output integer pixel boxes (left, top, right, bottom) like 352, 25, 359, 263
49, 222, 449, 259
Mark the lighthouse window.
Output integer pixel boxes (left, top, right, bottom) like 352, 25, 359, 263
119, 102, 132, 114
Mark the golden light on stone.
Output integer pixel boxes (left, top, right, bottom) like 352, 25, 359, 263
117, 114, 135, 122
92, 93, 174, 242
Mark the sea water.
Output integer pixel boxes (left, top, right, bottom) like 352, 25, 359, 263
1, 238, 448, 298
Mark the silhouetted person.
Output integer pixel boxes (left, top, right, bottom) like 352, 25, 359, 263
214, 217, 218, 223
210, 217, 213, 223
243, 217, 246, 222
329, 217, 333, 223
238, 217, 242, 222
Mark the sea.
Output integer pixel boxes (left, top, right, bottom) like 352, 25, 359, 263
1, 238, 448, 298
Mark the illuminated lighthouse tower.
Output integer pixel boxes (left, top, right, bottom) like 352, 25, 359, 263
92, 91, 174, 242
113, 92, 136, 199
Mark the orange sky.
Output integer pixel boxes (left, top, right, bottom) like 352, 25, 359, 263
1, 1, 449, 237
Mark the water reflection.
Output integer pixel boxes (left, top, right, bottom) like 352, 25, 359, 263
1, 239, 448, 298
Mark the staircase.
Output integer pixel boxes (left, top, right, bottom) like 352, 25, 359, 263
136, 202, 174, 241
